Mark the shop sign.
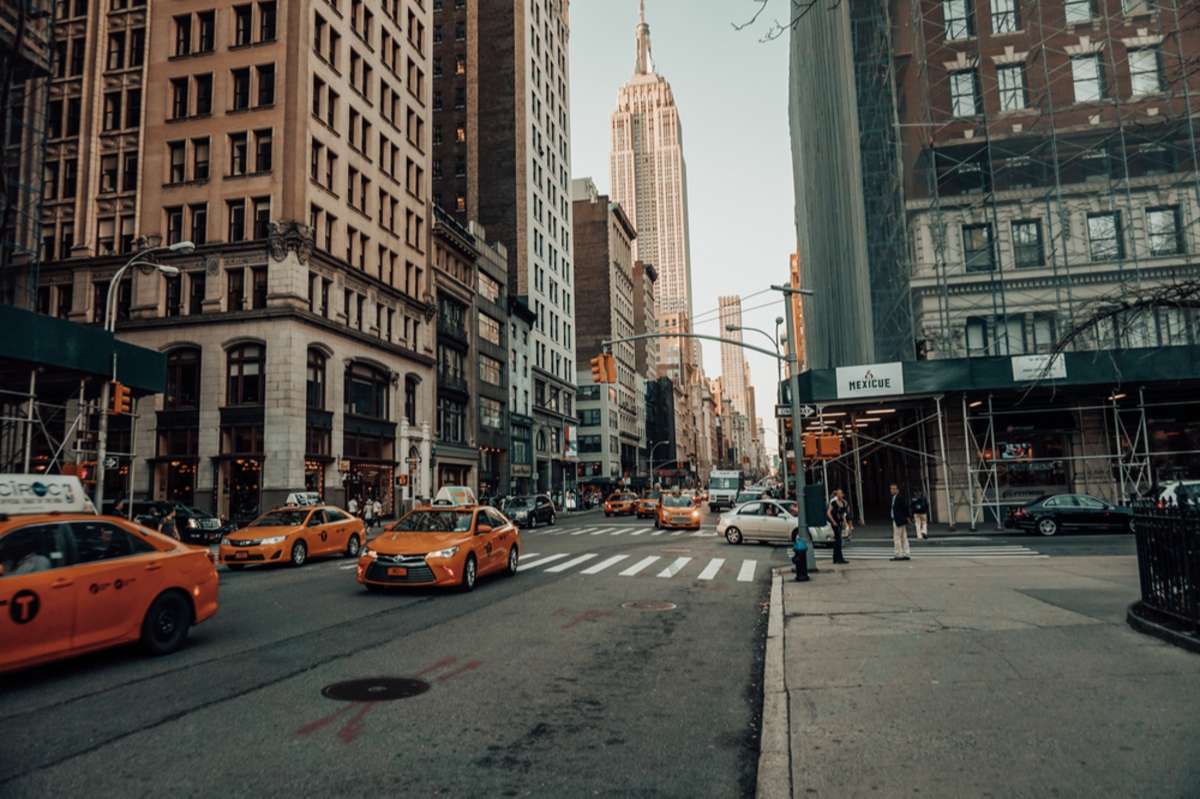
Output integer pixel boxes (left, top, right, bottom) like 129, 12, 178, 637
0, 474, 93, 515
511, 464, 532, 477
835, 362, 904, 399
1011, 354, 1066, 382
338, 458, 351, 473
563, 425, 578, 458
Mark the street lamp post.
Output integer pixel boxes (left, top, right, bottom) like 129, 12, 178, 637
647, 439, 670, 485
95, 241, 193, 511
769, 284, 813, 570
725, 320, 787, 498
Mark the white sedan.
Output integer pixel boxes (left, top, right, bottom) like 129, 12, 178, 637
716, 499, 837, 546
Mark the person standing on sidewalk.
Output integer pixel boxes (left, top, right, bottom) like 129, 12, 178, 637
889, 484, 911, 561
911, 491, 930, 540
826, 488, 850, 564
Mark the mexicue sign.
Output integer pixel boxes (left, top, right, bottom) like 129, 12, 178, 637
835, 362, 905, 399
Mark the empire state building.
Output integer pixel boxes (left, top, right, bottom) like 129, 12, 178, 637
610, 1, 695, 370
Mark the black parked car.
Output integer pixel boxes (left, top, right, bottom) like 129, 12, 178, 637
502, 494, 556, 528
1005, 493, 1134, 536
107, 499, 225, 544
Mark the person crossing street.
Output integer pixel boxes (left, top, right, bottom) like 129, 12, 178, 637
911, 491, 930, 540
889, 483, 911, 561
825, 488, 850, 565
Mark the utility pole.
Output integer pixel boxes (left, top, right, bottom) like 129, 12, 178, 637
772, 284, 816, 572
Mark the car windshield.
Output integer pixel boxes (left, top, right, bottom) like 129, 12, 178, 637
735, 492, 761, 504
506, 497, 535, 509
710, 477, 739, 489
390, 510, 475, 533
663, 495, 692, 508
250, 510, 308, 527
643, 492, 661, 501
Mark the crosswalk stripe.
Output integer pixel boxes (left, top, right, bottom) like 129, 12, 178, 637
339, 562, 358, 570
610, 528, 627, 536
651, 530, 664, 537
620, 556, 661, 576
581, 554, 630, 574
630, 528, 646, 536
670, 531, 684, 537
737, 560, 757, 582
571, 528, 593, 536
544, 553, 598, 573
591, 528, 610, 535
657, 557, 692, 578
517, 553, 540, 561
519, 553, 571, 569
697, 558, 725, 580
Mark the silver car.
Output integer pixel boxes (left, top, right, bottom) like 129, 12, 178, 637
717, 499, 839, 546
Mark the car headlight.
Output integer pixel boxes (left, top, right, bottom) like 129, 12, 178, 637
259, 535, 286, 545
186, 518, 198, 529
220, 536, 230, 546
427, 545, 460, 559
691, 510, 701, 518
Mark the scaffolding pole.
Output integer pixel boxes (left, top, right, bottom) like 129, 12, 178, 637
935, 394, 954, 530
21, 367, 34, 472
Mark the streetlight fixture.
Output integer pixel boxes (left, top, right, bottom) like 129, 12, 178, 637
725, 321, 788, 498
647, 439, 670, 486
95, 241, 195, 511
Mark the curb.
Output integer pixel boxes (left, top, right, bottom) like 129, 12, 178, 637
757, 569, 792, 798
1127, 601, 1200, 655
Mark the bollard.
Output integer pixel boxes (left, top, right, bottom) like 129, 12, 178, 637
791, 534, 810, 582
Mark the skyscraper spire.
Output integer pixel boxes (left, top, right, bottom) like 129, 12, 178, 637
635, 0, 654, 75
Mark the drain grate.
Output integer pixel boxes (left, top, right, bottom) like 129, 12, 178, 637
321, 677, 431, 702
621, 600, 677, 611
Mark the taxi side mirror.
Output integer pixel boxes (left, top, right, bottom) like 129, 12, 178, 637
475, 524, 493, 535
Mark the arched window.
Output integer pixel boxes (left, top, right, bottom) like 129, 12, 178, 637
226, 343, 265, 405
306, 348, 326, 410
164, 347, 200, 410
345, 362, 389, 419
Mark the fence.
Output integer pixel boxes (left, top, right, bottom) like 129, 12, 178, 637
1132, 504, 1200, 631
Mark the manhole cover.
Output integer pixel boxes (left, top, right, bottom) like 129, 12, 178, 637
321, 677, 431, 702
621, 600, 677, 611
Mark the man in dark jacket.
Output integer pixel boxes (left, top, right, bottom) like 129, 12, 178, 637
889, 484, 911, 561
911, 491, 930, 540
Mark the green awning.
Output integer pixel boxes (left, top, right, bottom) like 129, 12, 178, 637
0, 305, 165, 394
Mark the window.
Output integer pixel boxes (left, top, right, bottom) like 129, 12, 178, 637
193, 137, 210, 179
1087, 212, 1123, 261
1157, 307, 1190, 346
165, 206, 184, 244
437, 397, 466, 443
1071, 55, 1104, 103
1033, 314, 1057, 353
252, 197, 270, 239
228, 269, 245, 311
122, 153, 138, 191
307, 348, 326, 409
480, 397, 503, 430
100, 154, 118, 192
259, 1, 276, 40
251, 266, 267, 307
69, 521, 154, 564
198, 11, 215, 51
226, 343, 265, 405
195, 74, 213, 115
990, 0, 1018, 32
345, 362, 389, 419
579, 408, 601, 427
478, 272, 501, 303
191, 204, 208, 245
169, 141, 186, 182
578, 435, 602, 453
998, 65, 1026, 110
1064, 0, 1093, 23
1129, 49, 1163, 96
257, 64, 275, 105
188, 272, 205, 315
230, 132, 248, 175
1011, 220, 1043, 268
962, 223, 994, 271
1147, 206, 1182, 256
130, 28, 145, 66
950, 70, 980, 117
234, 4, 253, 45
165, 347, 201, 410
405, 376, 418, 425
478, 312, 501, 345
103, 92, 121, 131
942, 0, 973, 39
124, 88, 141, 128
994, 316, 1025, 355
478, 355, 502, 386
107, 31, 125, 70
165, 274, 182, 317
255, 129, 272, 171
966, 317, 987, 356
232, 68, 251, 110
228, 199, 246, 241
174, 14, 192, 55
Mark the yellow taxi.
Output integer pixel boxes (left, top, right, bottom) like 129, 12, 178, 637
1, 475, 219, 672
635, 491, 662, 519
357, 505, 519, 592
657, 493, 703, 530
604, 492, 638, 517
219, 504, 365, 569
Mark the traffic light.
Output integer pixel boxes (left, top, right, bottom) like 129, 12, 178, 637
602, 353, 617, 383
110, 381, 131, 414
590, 355, 606, 384
590, 353, 619, 384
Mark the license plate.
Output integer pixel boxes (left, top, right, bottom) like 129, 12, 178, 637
387, 566, 407, 576
234, 551, 248, 559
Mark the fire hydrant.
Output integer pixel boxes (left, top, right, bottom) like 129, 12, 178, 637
791, 533, 810, 582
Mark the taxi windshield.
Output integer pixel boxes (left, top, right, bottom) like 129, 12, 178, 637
643, 492, 661, 501
663, 495, 692, 508
391, 510, 475, 533
250, 510, 309, 527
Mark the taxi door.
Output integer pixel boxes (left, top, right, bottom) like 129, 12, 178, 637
474, 511, 503, 573
65, 520, 166, 650
324, 508, 357, 552
305, 509, 334, 555
0, 523, 75, 670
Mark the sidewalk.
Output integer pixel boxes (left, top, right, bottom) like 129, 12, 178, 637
761, 555, 1200, 797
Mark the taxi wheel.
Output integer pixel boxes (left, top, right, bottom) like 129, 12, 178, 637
291, 539, 308, 567
345, 534, 362, 558
506, 546, 519, 576
461, 554, 478, 592
140, 591, 193, 656
725, 526, 743, 545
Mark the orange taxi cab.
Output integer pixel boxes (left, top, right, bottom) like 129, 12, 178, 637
0, 474, 219, 673
357, 505, 519, 592
219, 504, 365, 569
635, 491, 661, 519
604, 492, 638, 517
657, 493, 703, 530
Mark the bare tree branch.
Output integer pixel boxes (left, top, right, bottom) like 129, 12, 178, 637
731, 0, 844, 43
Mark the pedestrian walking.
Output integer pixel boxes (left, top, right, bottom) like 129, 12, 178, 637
372, 498, 383, 522
889, 484, 911, 561
348, 496, 359, 517
160, 507, 180, 541
825, 488, 850, 564
911, 491, 930, 540
363, 496, 376, 528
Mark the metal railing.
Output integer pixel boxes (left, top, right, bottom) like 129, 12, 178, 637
1132, 503, 1200, 631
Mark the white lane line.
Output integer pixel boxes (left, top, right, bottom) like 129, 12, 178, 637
581, 554, 630, 575
630, 528, 649, 537
517, 552, 540, 561
657, 556, 692, 578
697, 558, 725, 581
620, 556, 661, 576
571, 527, 594, 536
737, 560, 757, 582
518, 553, 571, 569
651, 530, 665, 537
610, 528, 627, 536
591, 527, 611, 535
544, 553, 598, 573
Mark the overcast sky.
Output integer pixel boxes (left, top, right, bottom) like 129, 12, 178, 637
569, 0, 794, 454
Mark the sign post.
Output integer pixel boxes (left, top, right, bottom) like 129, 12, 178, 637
774, 284, 816, 573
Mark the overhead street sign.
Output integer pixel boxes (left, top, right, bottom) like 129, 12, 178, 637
798, 405, 816, 418
775, 405, 791, 418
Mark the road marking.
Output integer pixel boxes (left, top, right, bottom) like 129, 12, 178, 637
657, 557, 692, 578
670, 531, 684, 537
518, 553, 540, 561
581, 554, 630, 574
737, 560, 757, 582
339, 562, 358, 570
620, 556, 661, 576
697, 558, 725, 580
544, 553, 598, 573
630, 528, 650, 537
518, 553, 571, 569
591, 528, 610, 535
651, 530, 664, 537
571, 527, 594, 536
610, 528, 627, 536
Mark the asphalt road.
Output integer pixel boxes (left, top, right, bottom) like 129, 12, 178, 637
0, 508, 785, 798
